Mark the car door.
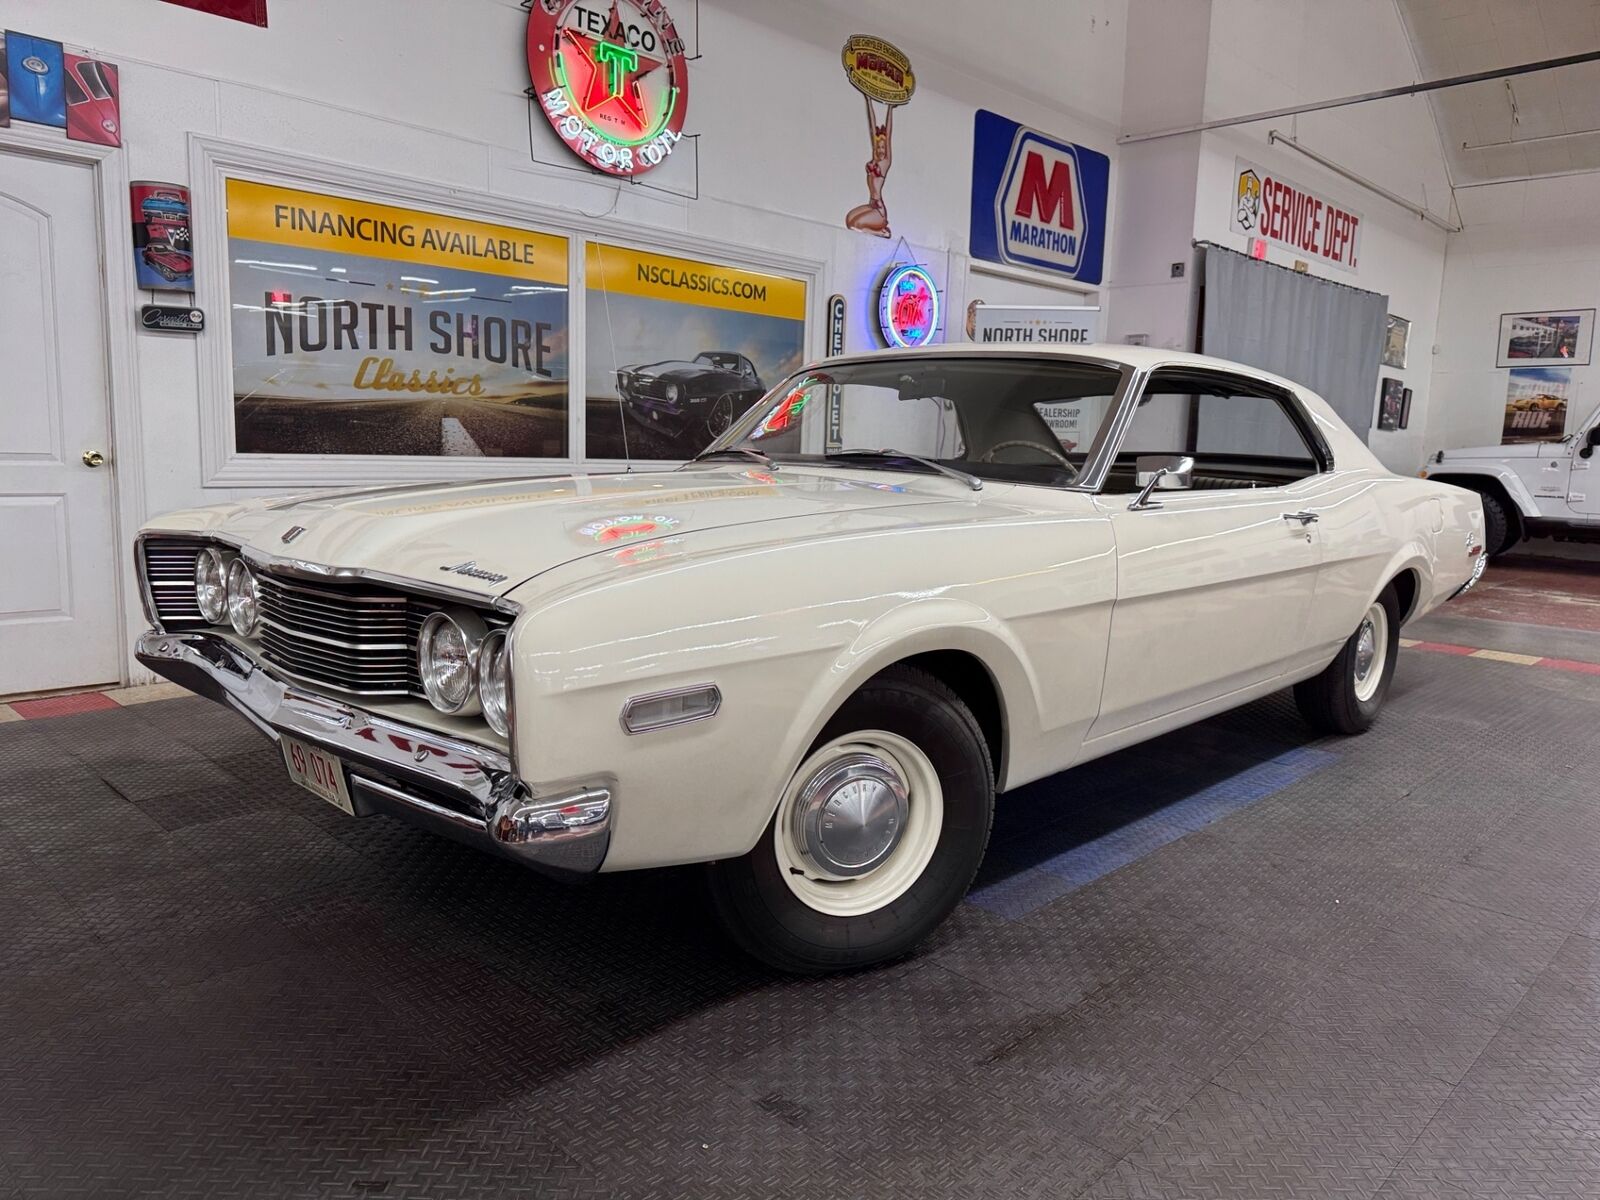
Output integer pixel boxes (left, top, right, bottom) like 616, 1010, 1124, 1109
1088, 368, 1331, 740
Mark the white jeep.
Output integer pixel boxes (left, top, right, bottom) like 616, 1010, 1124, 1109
1424, 401, 1600, 556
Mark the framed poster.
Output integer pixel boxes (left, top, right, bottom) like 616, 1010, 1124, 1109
1496, 309, 1594, 367
5, 31, 65, 127
1376, 377, 1403, 432
1381, 313, 1409, 369
1503, 367, 1570, 444
226, 179, 570, 457
160, 0, 267, 25
585, 243, 806, 460
64, 54, 120, 146
0, 33, 10, 127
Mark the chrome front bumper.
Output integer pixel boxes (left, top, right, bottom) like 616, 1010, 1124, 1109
135, 631, 611, 877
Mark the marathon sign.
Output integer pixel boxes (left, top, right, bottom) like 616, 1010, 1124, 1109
969, 109, 1109, 285
1229, 157, 1363, 273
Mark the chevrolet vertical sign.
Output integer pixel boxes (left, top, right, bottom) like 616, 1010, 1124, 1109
969, 109, 1109, 285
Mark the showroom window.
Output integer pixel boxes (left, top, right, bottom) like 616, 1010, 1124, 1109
226, 180, 571, 459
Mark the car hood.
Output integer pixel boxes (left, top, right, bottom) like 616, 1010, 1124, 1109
152, 468, 966, 599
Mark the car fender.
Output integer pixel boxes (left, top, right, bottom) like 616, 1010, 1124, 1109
778, 597, 1043, 796
1427, 461, 1541, 518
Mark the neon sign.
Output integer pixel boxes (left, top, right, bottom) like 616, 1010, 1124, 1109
527, 0, 690, 177
877, 264, 939, 347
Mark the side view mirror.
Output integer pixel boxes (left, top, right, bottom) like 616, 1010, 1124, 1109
1129, 454, 1195, 510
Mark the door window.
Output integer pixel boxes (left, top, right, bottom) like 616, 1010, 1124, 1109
1103, 369, 1324, 493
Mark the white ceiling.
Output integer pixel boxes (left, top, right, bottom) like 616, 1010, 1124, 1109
1395, 0, 1600, 186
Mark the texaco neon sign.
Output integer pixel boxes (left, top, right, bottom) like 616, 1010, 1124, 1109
527, 0, 689, 177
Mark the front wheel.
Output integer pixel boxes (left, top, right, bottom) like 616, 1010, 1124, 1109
707, 666, 994, 973
1294, 584, 1401, 735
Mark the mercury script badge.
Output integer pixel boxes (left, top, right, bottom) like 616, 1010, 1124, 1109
281, 525, 306, 544
441, 560, 509, 584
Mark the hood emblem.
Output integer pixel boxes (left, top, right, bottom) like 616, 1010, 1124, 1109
281, 525, 306, 544
441, 560, 509, 584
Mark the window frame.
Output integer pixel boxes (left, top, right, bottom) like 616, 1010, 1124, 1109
1093, 365, 1334, 496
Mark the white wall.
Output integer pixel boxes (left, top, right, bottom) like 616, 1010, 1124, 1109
1191, 0, 1452, 474
1427, 173, 1600, 453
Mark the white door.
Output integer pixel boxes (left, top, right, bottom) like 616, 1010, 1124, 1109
1086, 369, 1329, 738
0, 150, 121, 696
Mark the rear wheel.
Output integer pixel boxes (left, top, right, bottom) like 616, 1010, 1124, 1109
1294, 584, 1401, 735
707, 666, 994, 973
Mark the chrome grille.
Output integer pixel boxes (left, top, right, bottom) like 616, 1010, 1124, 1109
141, 538, 207, 628
257, 575, 434, 697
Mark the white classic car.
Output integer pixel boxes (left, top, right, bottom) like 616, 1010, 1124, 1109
136, 346, 1486, 972
1422, 398, 1600, 556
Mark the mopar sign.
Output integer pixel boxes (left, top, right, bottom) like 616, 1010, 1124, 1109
969, 109, 1109, 284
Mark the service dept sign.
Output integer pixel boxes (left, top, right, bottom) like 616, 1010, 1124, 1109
1229, 157, 1362, 272
528, 0, 689, 177
969, 109, 1109, 285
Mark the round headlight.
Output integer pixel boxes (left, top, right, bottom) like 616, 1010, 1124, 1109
477, 628, 510, 736
418, 611, 484, 715
194, 548, 228, 624
225, 559, 261, 636
665, 383, 681, 402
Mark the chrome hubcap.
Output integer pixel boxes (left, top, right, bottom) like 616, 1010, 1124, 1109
789, 753, 908, 879
1354, 619, 1377, 685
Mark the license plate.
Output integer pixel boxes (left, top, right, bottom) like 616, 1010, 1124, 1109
281, 735, 354, 815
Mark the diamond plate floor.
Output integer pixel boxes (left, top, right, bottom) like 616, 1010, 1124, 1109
3, 619, 1600, 1198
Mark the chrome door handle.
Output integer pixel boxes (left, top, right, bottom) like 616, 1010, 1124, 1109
1282, 510, 1318, 525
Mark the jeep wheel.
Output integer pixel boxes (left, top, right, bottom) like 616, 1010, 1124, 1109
1479, 491, 1513, 557
706, 666, 994, 973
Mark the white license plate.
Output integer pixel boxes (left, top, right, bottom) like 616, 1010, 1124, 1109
281, 735, 354, 815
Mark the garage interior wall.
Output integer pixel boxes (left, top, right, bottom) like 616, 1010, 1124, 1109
1426, 172, 1600, 452
0, 0, 1128, 527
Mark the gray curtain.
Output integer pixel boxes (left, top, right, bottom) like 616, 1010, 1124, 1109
1201, 244, 1388, 443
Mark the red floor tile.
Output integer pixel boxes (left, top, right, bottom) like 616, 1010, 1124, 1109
9, 691, 120, 719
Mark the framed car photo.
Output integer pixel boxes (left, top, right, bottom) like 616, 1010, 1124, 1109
1381, 313, 1409, 369
1496, 309, 1594, 367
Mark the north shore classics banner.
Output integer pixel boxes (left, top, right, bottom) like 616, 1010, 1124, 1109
226, 179, 570, 457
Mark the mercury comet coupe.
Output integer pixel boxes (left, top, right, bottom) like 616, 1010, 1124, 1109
136, 347, 1486, 972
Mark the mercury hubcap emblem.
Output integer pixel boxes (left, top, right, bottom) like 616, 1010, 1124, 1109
1354, 618, 1377, 683
790, 753, 909, 879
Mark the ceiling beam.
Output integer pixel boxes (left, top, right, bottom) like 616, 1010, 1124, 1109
1118, 50, 1600, 145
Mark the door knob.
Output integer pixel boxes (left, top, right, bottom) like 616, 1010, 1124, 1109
82, 450, 107, 468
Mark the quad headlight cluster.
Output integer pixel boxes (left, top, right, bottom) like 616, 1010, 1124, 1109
190, 546, 512, 737
193, 547, 261, 637
417, 610, 512, 736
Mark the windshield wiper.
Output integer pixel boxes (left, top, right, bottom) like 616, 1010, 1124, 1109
685, 446, 774, 469
826, 448, 983, 491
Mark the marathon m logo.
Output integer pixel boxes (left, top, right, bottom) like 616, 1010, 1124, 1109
969, 109, 1108, 285
998, 135, 1087, 273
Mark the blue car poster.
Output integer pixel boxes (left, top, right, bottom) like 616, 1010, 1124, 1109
969, 109, 1109, 285
5, 31, 65, 128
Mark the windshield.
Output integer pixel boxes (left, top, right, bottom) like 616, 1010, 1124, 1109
709, 355, 1126, 486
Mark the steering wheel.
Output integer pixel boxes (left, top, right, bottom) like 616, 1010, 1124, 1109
980, 439, 1075, 473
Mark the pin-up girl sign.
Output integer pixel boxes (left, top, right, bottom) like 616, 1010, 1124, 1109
841, 36, 915, 239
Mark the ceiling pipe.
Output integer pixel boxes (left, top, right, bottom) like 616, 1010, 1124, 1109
1118, 50, 1600, 145
1462, 126, 1600, 151
1267, 131, 1462, 233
